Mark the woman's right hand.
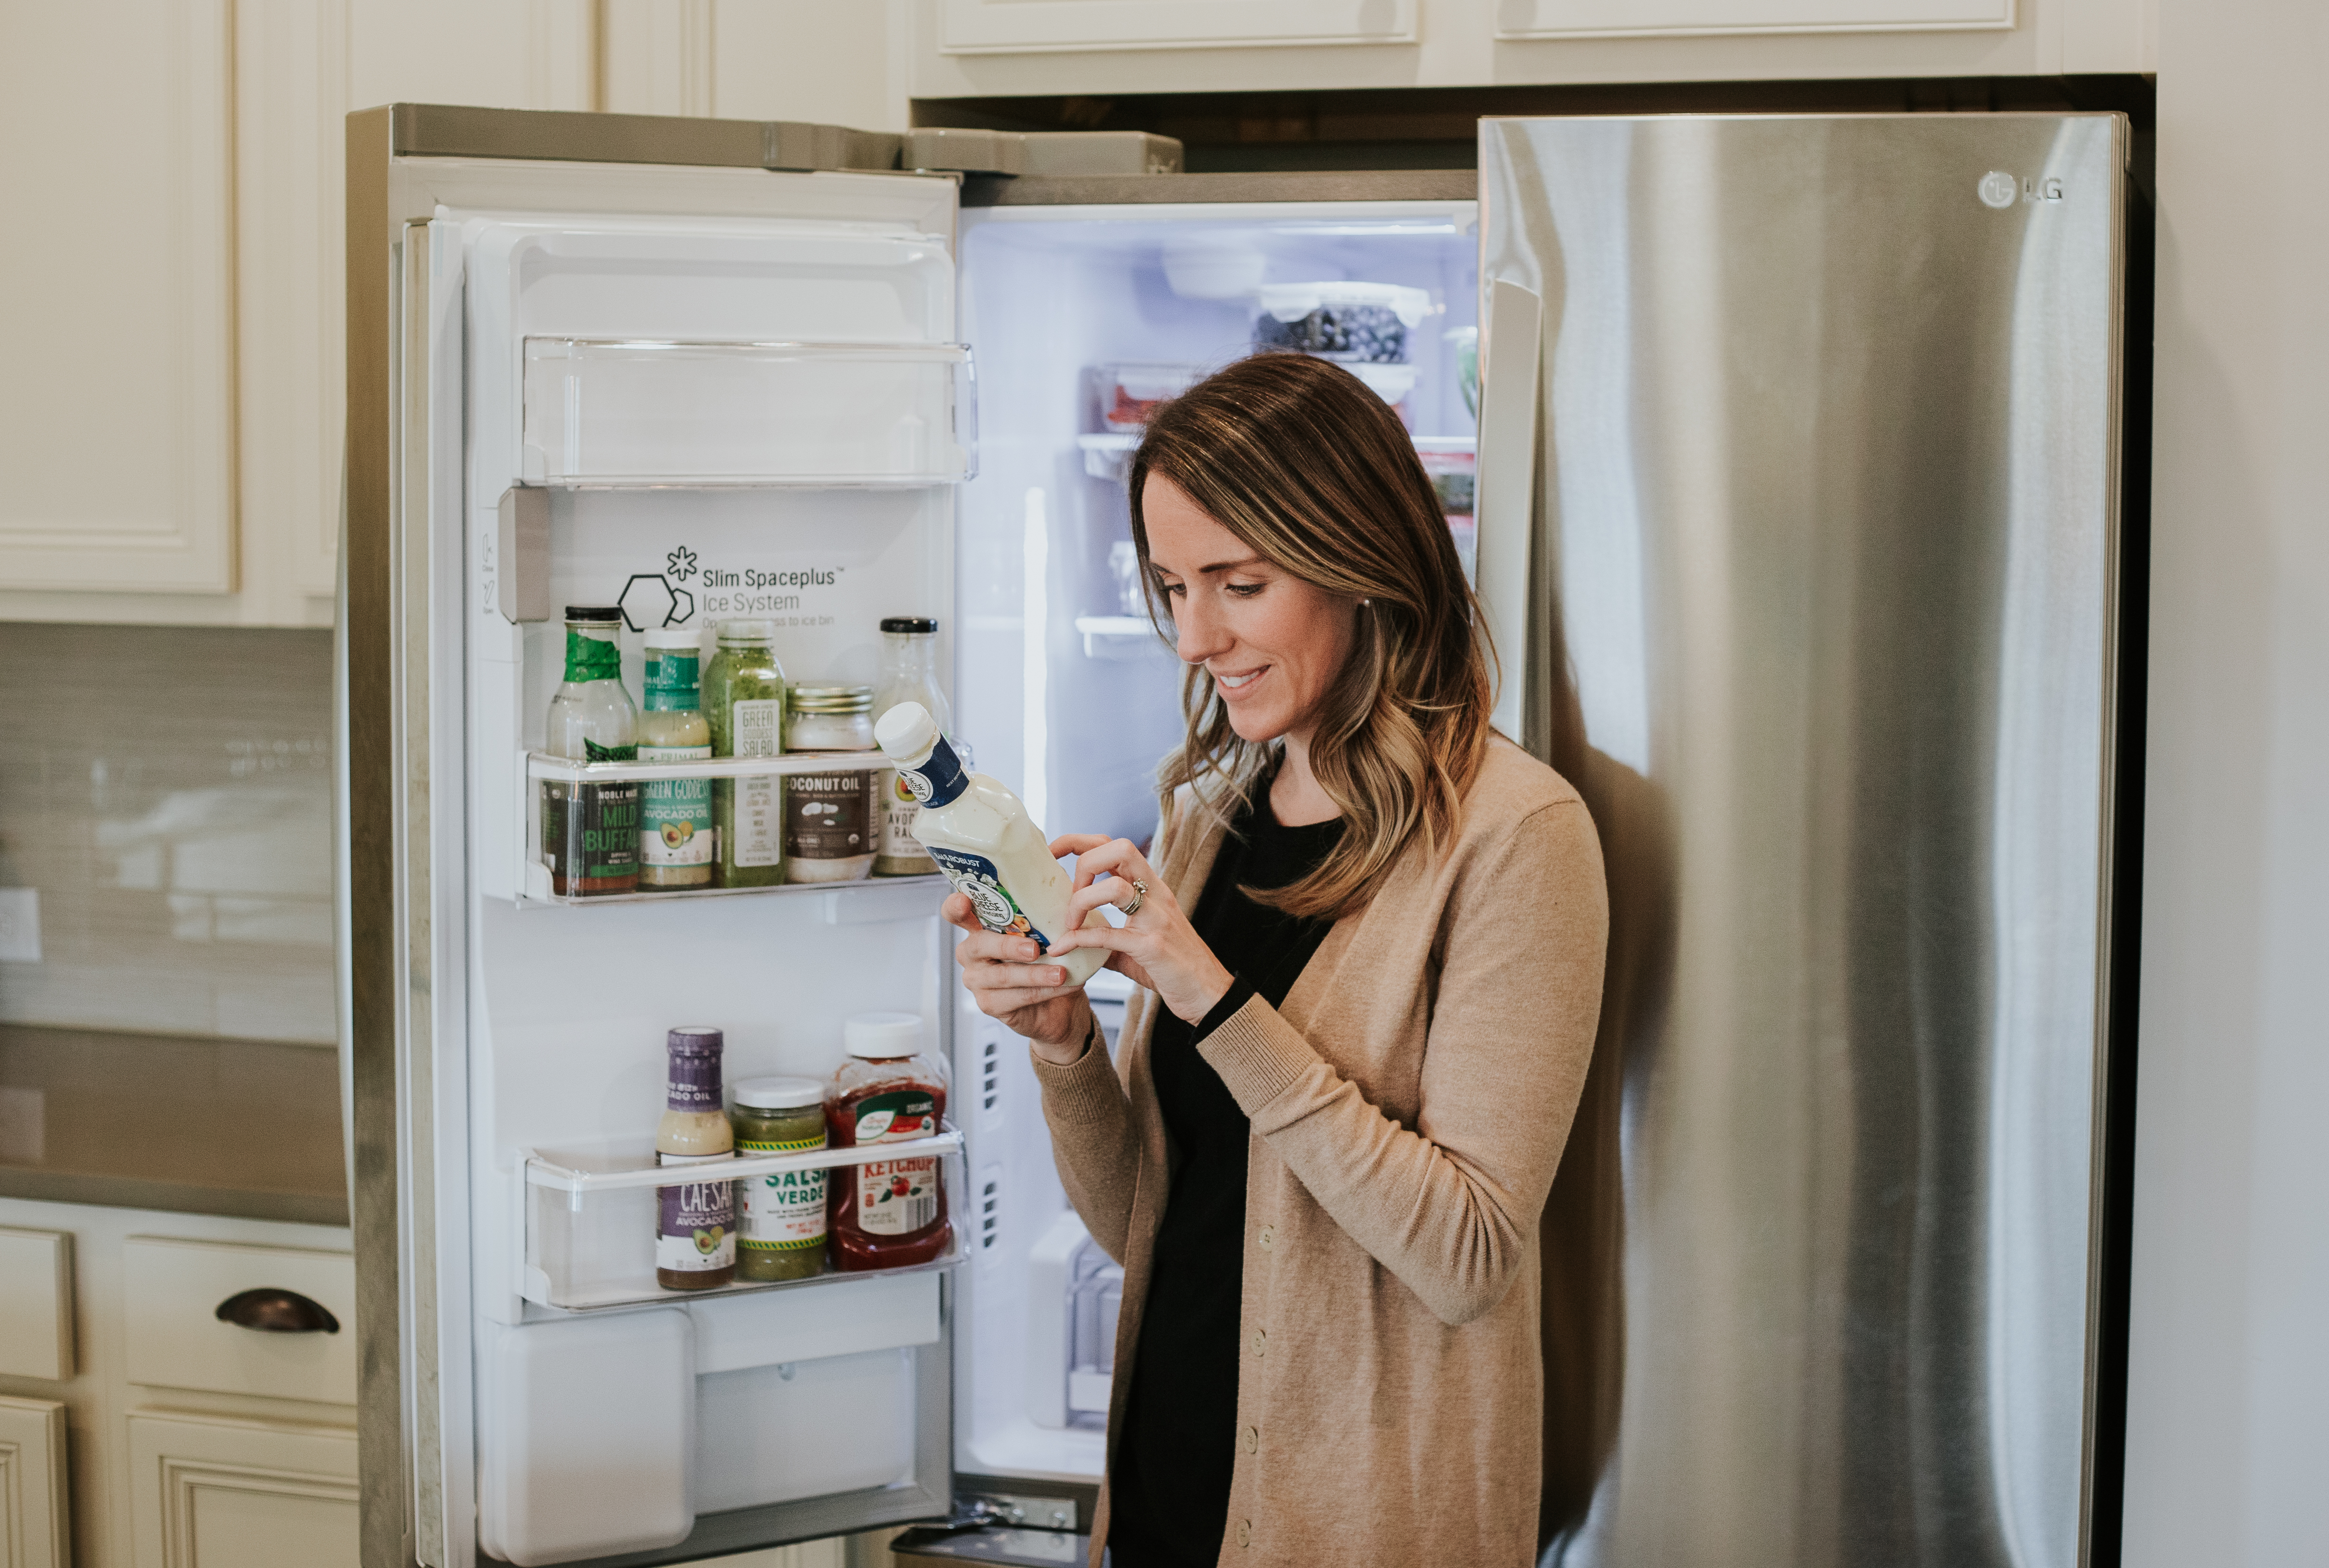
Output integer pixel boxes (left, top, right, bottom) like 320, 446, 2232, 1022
944, 892, 1095, 1063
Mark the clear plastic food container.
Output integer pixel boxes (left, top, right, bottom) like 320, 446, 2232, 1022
1414, 437, 1477, 583
1252, 283, 1433, 364
1100, 363, 1206, 431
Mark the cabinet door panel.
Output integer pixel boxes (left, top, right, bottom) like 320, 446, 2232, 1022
0, 0, 234, 592
0, 1397, 69, 1568
128, 1413, 358, 1568
939, 0, 1415, 53
1495, 0, 2013, 37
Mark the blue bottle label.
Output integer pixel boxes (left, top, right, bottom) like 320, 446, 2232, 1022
927, 845, 1054, 950
898, 734, 970, 809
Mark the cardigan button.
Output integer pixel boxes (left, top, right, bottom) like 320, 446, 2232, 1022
1236, 1519, 1253, 1549
1243, 1424, 1258, 1453
1257, 1224, 1275, 1250
1251, 1327, 1266, 1357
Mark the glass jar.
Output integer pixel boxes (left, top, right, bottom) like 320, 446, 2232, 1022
825, 1013, 951, 1272
783, 684, 878, 884
704, 620, 786, 888
730, 1076, 829, 1282
873, 620, 949, 877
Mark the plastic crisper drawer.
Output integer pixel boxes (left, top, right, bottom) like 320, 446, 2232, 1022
522, 337, 976, 487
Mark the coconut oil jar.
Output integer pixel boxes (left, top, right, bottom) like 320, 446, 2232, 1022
783, 684, 879, 883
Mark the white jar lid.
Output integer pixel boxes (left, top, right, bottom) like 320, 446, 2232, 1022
845, 1012, 925, 1059
644, 627, 702, 649
731, 1075, 826, 1110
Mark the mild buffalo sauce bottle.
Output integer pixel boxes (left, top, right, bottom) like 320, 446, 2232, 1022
826, 1012, 950, 1271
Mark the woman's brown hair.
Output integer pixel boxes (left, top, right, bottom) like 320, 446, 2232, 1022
1128, 351, 1496, 920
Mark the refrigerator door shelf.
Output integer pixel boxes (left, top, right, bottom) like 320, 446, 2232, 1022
522, 1127, 967, 1312
519, 748, 948, 910
522, 337, 977, 488
529, 750, 909, 785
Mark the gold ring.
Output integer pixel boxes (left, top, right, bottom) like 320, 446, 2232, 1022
1118, 879, 1147, 918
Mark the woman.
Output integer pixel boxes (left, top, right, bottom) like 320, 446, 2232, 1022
944, 353, 1609, 1567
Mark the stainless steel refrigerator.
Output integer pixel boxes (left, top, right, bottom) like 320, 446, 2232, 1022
1473, 113, 2131, 1568
342, 101, 2129, 1568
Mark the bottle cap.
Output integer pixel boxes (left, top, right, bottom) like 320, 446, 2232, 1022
667, 1025, 723, 1055
565, 606, 622, 622
875, 702, 937, 764
644, 627, 701, 650
792, 684, 874, 714
880, 616, 939, 634
844, 1012, 924, 1059
732, 1075, 826, 1110
716, 619, 777, 640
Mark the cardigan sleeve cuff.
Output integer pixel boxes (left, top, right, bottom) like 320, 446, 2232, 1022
1027, 1021, 1125, 1127
1193, 977, 1257, 1041
1194, 992, 1320, 1116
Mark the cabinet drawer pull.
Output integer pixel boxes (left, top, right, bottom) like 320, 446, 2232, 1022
214, 1287, 341, 1334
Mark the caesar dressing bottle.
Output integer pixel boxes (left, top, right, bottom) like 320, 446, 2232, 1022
655, 1026, 735, 1291
874, 702, 1109, 987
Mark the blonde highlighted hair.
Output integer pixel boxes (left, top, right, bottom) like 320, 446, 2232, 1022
1128, 351, 1496, 921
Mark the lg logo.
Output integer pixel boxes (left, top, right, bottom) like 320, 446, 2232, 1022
1979, 170, 2066, 209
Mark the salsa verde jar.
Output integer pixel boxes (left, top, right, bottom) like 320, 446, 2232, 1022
729, 1076, 828, 1282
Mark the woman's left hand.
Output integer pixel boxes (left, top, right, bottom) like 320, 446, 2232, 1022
1045, 835, 1236, 1025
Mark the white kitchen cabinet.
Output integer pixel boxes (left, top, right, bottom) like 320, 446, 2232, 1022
0, 1196, 356, 1568
0, 1397, 69, 1568
0, 0, 894, 629
0, 0, 235, 602
936, 0, 1415, 53
1494, 0, 2014, 36
0, 1229, 73, 1383
906, 0, 2156, 101
126, 1412, 358, 1568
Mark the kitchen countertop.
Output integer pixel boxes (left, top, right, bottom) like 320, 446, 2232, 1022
0, 1023, 347, 1226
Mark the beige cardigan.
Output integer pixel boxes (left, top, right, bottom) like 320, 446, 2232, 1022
1032, 738, 1610, 1567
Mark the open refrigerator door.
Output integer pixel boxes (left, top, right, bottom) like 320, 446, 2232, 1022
349, 104, 1480, 1568
349, 111, 972, 1568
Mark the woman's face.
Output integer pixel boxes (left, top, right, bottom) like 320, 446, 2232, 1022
1142, 474, 1357, 747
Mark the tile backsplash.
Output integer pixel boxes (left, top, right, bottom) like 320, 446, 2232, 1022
0, 622, 336, 1044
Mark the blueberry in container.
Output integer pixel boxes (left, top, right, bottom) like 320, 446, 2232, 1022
1251, 283, 1432, 365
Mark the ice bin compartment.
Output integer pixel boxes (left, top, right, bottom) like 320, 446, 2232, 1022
523, 338, 976, 486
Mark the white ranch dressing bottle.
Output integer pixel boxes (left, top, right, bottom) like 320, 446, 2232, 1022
875, 702, 1108, 988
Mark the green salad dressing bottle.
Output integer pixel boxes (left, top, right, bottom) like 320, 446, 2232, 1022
542, 607, 639, 897
704, 619, 786, 888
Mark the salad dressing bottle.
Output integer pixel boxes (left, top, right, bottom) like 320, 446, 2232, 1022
872, 618, 949, 877
655, 1026, 735, 1291
636, 629, 713, 890
542, 606, 640, 897
874, 702, 1109, 987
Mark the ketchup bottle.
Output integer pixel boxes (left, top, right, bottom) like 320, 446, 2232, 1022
827, 1012, 951, 1271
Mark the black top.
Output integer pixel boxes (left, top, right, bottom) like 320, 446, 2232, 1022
1106, 791, 1344, 1568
